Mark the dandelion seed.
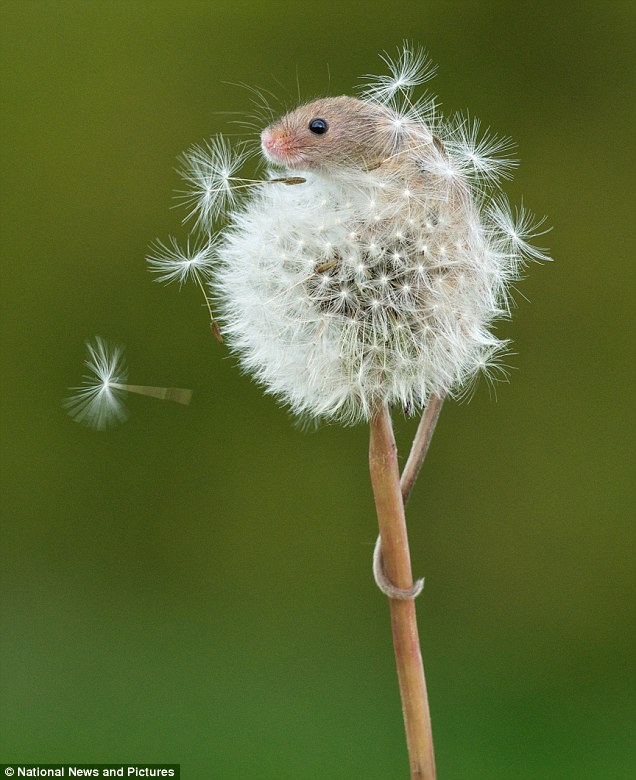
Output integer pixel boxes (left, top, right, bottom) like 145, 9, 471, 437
447, 113, 518, 187
63, 337, 129, 430
359, 43, 437, 103
147, 236, 216, 286
146, 236, 222, 339
374, 94, 439, 152
488, 200, 552, 263
177, 135, 252, 227
64, 337, 192, 430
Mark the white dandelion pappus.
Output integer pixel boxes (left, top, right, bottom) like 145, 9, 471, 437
63, 336, 130, 430
371, 93, 440, 155
486, 200, 553, 265
146, 235, 223, 339
445, 113, 518, 188
64, 337, 193, 430
177, 135, 253, 228
359, 43, 438, 103
147, 235, 216, 287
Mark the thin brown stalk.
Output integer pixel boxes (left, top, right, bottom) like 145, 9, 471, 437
369, 403, 436, 780
372, 392, 446, 600
401, 393, 446, 505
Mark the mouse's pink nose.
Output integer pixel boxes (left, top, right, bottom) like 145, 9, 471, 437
261, 128, 280, 155
261, 128, 294, 163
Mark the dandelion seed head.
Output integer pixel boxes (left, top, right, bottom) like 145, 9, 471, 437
158, 45, 551, 423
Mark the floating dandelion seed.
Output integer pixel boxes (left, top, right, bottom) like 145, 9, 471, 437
63, 336, 129, 430
64, 336, 192, 430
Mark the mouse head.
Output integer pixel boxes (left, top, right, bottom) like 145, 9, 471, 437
261, 96, 396, 173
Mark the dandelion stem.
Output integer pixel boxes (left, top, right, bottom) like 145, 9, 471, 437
369, 403, 436, 780
373, 392, 445, 598
401, 392, 445, 505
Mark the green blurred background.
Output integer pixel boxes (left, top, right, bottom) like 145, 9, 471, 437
1, 1, 634, 777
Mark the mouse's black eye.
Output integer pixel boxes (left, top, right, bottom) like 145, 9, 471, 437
308, 118, 329, 135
